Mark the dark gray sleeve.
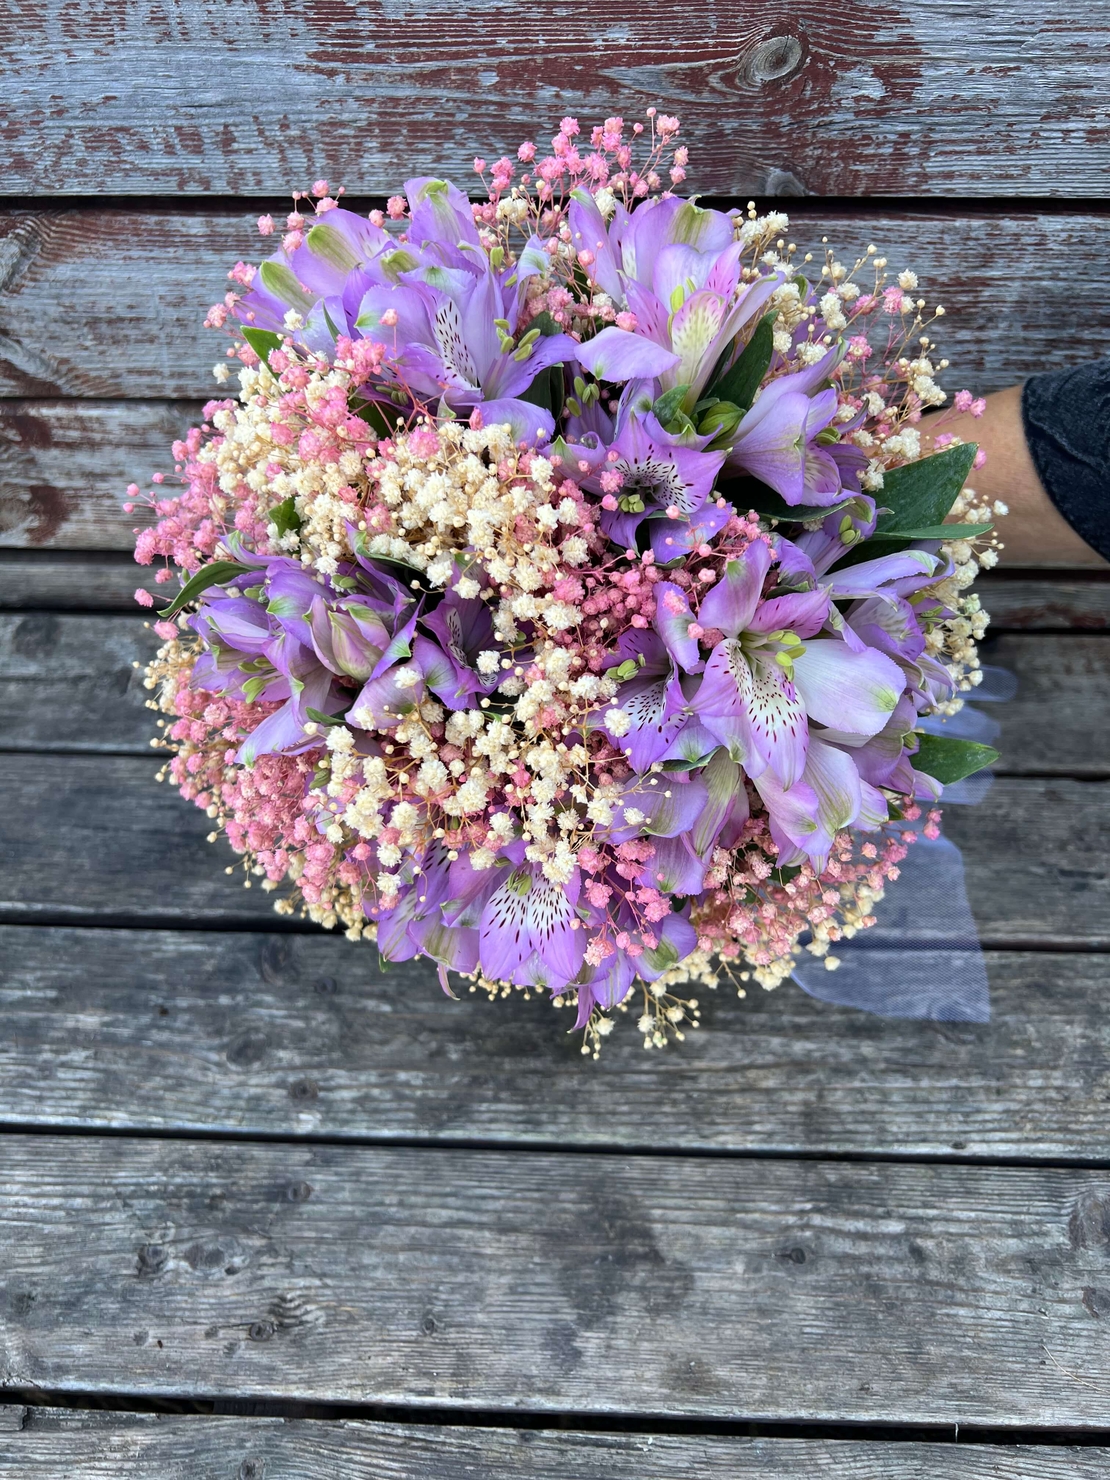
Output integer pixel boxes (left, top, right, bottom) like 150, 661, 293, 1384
1021, 359, 1110, 561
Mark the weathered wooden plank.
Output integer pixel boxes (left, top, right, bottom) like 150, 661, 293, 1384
0, 754, 276, 924
3, 1411, 1108, 1480
982, 634, 1110, 777
0, 551, 145, 610
1, 1135, 1109, 1423
4, 1, 1109, 196
1, 925, 1109, 1159
980, 577, 1110, 632
3, 212, 1110, 402
0, 756, 1105, 942
0, 613, 158, 751
0, 400, 201, 549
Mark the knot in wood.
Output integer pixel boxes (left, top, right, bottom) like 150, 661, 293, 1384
743, 33, 804, 86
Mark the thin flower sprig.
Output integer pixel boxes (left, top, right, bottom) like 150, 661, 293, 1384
133, 105, 1002, 1055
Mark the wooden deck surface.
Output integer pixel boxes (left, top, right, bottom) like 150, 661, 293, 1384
2, 5, 1110, 1471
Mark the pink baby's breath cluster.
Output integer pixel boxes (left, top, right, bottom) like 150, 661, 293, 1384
134, 107, 1000, 1055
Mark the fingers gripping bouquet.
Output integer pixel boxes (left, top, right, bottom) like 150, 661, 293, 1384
134, 110, 1004, 1056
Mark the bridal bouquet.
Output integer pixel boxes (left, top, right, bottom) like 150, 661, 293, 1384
133, 109, 1003, 1054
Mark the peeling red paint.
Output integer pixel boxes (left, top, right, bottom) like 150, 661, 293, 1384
0, 0, 1106, 194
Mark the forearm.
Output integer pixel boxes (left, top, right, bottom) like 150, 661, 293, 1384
920, 384, 1108, 568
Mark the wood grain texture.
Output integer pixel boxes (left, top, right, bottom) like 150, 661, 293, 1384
4, 212, 1110, 400
4, 1412, 1109, 1479
0, 759, 1106, 941
980, 578, 1110, 632
0, 400, 201, 548
0, 551, 145, 610
0, 613, 158, 751
3, 1, 1109, 196
3, 1135, 1110, 1422
2, 614, 1107, 774
2, 926, 1110, 1158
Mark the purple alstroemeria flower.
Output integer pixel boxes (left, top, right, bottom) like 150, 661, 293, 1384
570, 194, 780, 405
606, 769, 709, 844
821, 695, 920, 796
234, 207, 395, 342
351, 182, 577, 438
597, 629, 694, 772
420, 588, 504, 706
308, 593, 420, 683
723, 346, 852, 507
691, 539, 905, 791
188, 546, 428, 763
190, 593, 347, 765
375, 846, 482, 978
572, 908, 699, 1025
478, 864, 586, 992
587, 409, 726, 551
755, 735, 889, 871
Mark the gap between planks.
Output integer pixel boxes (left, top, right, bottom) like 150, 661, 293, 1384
3, 1409, 1110, 1479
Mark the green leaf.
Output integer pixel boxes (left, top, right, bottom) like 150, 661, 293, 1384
914, 733, 999, 784
258, 260, 318, 313
306, 707, 347, 727
518, 363, 564, 420
710, 314, 775, 412
528, 310, 560, 337
873, 444, 978, 534
158, 560, 251, 619
349, 395, 403, 439
241, 327, 283, 369
265, 495, 302, 537
868, 522, 993, 541
652, 383, 691, 428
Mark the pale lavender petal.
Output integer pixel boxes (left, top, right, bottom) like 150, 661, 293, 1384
414, 918, 480, 974
792, 639, 905, 737
479, 869, 536, 983
826, 549, 940, 597
642, 834, 706, 896
658, 717, 720, 767
575, 326, 680, 383
753, 771, 829, 859
568, 190, 624, 302
848, 595, 926, 662
689, 640, 761, 772
609, 773, 709, 842
653, 581, 703, 673
636, 910, 699, 983
689, 748, 743, 856
529, 872, 585, 982
349, 663, 426, 728
696, 542, 772, 637
648, 501, 733, 562
746, 585, 830, 638
802, 736, 863, 837
728, 386, 810, 503
472, 397, 555, 445
745, 652, 809, 788
604, 673, 689, 772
